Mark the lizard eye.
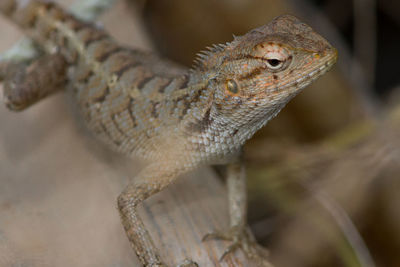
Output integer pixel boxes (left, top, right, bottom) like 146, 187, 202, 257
254, 43, 291, 72
225, 79, 239, 94
266, 59, 284, 69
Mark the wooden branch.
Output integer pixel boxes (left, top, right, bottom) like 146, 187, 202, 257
137, 167, 256, 266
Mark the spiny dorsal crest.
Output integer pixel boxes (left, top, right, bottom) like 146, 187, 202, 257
190, 42, 229, 72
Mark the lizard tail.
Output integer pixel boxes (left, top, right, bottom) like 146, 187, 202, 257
0, 0, 109, 63
0, 0, 53, 29
0, 0, 70, 49
0, 0, 18, 17
0, 0, 91, 110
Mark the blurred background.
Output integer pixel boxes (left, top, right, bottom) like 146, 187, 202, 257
1, 0, 399, 266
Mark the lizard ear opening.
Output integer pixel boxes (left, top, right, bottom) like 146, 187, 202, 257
225, 79, 240, 95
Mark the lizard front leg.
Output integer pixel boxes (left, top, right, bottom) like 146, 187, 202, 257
117, 162, 198, 267
203, 160, 271, 266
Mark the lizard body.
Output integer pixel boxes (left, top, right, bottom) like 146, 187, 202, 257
0, 1, 337, 266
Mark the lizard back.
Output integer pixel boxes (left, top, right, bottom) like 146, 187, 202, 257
0, 0, 212, 160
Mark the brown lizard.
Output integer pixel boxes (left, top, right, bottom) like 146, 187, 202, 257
0, 0, 338, 266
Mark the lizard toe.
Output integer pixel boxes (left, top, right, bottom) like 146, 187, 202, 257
203, 226, 271, 266
176, 259, 199, 267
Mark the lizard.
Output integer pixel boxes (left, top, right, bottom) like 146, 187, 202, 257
0, 0, 338, 266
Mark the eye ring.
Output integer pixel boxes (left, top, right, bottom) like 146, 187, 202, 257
225, 79, 239, 94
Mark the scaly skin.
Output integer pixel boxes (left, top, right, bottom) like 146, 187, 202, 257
0, 1, 337, 266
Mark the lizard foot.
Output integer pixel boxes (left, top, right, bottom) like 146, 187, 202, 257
202, 226, 271, 266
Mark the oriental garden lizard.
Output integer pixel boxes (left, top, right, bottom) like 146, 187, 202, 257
0, 0, 337, 266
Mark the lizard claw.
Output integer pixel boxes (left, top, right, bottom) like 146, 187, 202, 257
150, 259, 198, 267
176, 259, 198, 267
220, 242, 241, 261
203, 226, 272, 266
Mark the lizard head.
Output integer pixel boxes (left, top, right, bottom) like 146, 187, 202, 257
191, 15, 337, 141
